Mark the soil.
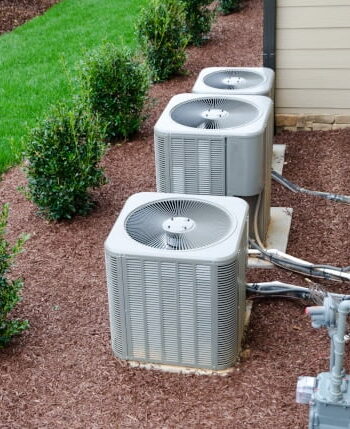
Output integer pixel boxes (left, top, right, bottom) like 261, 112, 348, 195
0, 0, 60, 35
2, 1, 350, 428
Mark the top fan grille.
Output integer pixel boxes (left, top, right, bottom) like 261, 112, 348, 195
203, 70, 264, 90
125, 199, 235, 250
170, 97, 259, 129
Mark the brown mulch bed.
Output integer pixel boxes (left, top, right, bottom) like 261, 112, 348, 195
0, 0, 60, 35
2, 0, 350, 427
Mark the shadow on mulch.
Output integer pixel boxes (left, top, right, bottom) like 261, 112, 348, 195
1, 0, 350, 427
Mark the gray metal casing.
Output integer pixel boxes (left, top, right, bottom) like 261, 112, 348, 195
154, 94, 273, 241
105, 192, 249, 371
192, 67, 275, 98
309, 372, 350, 429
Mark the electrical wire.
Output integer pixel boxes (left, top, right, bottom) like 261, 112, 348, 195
272, 170, 350, 205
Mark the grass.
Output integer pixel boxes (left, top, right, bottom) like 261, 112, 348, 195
0, 0, 148, 174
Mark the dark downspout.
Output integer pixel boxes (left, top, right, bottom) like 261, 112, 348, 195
263, 0, 276, 71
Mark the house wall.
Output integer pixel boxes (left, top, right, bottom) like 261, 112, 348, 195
275, 0, 350, 131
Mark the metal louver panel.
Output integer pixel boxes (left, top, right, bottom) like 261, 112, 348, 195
217, 261, 239, 369
237, 221, 248, 344
170, 136, 226, 196
154, 135, 168, 192
106, 254, 125, 358
123, 259, 214, 368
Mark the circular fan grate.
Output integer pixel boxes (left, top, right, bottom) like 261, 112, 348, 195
171, 97, 259, 129
203, 70, 263, 90
125, 199, 235, 251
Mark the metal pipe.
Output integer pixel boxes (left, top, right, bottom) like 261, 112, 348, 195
263, 0, 276, 70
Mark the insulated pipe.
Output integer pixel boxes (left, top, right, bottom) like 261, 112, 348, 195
248, 246, 350, 282
329, 300, 350, 402
247, 281, 310, 293
272, 170, 350, 205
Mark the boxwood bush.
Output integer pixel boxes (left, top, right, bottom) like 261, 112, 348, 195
0, 204, 29, 348
181, 0, 215, 46
218, 0, 241, 15
137, 0, 189, 82
78, 44, 150, 140
25, 105, 107, 220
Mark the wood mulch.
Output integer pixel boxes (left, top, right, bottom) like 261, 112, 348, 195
0, 0, 60, 35
2, 0, 350, 428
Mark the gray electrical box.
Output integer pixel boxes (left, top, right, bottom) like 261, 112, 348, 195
309, 372, 350, 429
299, 297, 350, 429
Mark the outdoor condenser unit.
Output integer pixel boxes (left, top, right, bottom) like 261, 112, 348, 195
192, 67, 275, 98
105, 192, 248, 371
154, 94, 273, 242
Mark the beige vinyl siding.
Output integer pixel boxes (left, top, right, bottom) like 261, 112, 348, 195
278, 0, 350, 6
277, 50, 350, 69
276, 0, 350, 116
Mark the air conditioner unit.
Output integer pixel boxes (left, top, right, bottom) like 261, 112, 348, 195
154, 94, 273, 242
105, 192, 248, 371
192, 67, 275, 98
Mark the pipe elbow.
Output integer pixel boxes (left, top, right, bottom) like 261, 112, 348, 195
338, 300, 350, 314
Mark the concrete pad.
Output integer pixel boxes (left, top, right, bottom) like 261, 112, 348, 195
272, 144, 286, 174
248, 207, 293, 269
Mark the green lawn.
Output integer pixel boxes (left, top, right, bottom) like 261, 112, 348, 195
0, 0, 147, 174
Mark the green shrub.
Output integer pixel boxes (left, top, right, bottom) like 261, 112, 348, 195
137, 0, 189, 82
78, 44, 150, 140
0, 204, 29, 348
181, 0, 215, 46
25, 105, 107, 220
218, 0, 241, 15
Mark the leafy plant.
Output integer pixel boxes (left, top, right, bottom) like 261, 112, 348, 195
218, 0, 241, 15
0, 204, 29, 348
181, 0, 215, 46
137, 0, 189, 82
78, 44, 150, 140
25, 105, 107, 220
